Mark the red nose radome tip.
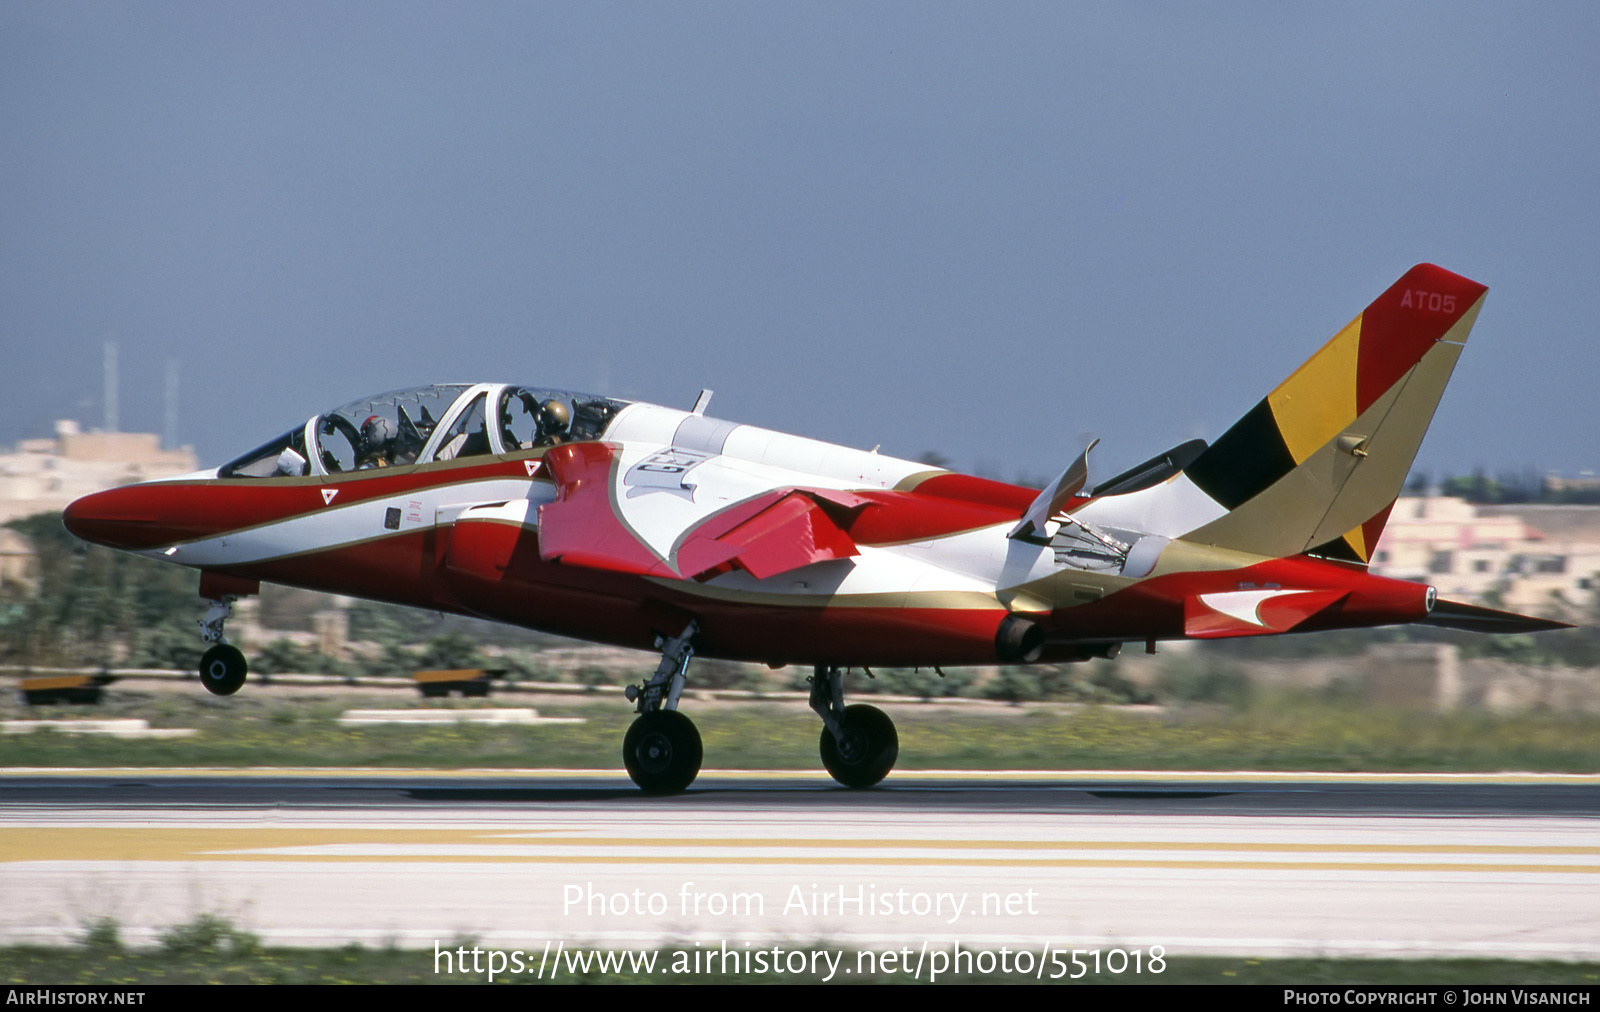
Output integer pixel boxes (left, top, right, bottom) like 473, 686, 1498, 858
62, 487, 167, 549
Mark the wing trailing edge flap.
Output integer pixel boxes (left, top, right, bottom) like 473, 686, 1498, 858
1183, 588, 1349, 639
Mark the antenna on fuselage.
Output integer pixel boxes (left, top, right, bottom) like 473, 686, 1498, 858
692, 389, 713, 415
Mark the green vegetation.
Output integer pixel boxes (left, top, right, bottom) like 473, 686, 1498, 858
0, 514, 203, 671
780, 662, 1153, 704
4, 508, 1598, 774
2, 917, 1597, 984
3, 688, 1598, 772
1410, 468, 1600, 505
1199, 621, 1600, 668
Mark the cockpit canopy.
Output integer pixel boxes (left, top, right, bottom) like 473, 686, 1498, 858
220, 383, 628, 478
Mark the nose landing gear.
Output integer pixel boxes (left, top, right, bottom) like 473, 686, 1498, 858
199, 643, 249, 696
197, 596, 248, 696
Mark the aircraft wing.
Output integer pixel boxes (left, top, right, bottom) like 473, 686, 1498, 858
673, 488, 865, 581
535, 441, 867, 581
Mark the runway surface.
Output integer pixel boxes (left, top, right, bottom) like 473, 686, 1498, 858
2, 769, 1597, 961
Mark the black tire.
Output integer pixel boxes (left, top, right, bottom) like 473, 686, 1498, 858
199, 644, 248, 696
623, 710, 703, 794
820, 704, 898, 788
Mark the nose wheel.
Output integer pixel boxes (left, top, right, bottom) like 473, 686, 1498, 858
197, 595, 248, 696
199, 643, 248, 696
623, 710, 703, 794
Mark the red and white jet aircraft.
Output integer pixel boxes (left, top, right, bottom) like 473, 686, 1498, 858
64, 264, 1564, 792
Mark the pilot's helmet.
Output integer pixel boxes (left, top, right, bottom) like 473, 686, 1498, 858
540, 400, 572, 432
360, 414, 397, 455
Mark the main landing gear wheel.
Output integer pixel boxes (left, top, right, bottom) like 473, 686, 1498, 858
623, 710, 703, 795
820, 704, 898, 789
199, 644, 248, 696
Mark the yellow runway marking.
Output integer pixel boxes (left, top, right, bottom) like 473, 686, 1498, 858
484, 836, 1600, 855
4, 828, 1598, 874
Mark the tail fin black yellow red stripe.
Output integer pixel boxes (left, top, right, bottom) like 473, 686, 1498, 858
1180, 264, 1488, 561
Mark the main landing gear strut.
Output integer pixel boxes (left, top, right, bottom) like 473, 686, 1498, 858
810, 665, 898, 788
619, 625, 899, 793
622, 621, 704, 794
197, 596, 248, 697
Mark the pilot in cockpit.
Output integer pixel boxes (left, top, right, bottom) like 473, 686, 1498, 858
357, 415, 398, 468
537, 400, 572, 446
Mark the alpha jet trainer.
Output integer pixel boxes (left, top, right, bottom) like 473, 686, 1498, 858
64, 264, 1566, 792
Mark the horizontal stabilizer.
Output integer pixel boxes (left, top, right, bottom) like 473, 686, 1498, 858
1416, 600, 1573, 634
1091, 439, 1208, 498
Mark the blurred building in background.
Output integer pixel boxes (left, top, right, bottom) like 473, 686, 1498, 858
1371, 496, 1600, 617
0, 420, 197, 525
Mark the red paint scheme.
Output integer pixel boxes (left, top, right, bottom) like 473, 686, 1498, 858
845, 490, 1020, 544
61, 435, 1442, 669
1044, 554, 1432, 652
535, 442, 869, 579
50, 272, 1562, 790
535, 442, 662, 575
675, 490, 860, 580
61, 456, 547, 551
445, 513, 1010, 665
535, 442, 1026, 581
217, 529, 450, 611
1183, 589, 1349, 638
198, 572, 261, 598
1355, 264, 1487, 412
1360, 500, 1397, 558
908, 472, 1039, 512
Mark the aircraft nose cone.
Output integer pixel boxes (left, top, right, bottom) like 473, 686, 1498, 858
62, 487, 159, 549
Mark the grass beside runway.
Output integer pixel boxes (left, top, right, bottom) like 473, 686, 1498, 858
2, 691, 1599, 772
3, 925, 1599, 985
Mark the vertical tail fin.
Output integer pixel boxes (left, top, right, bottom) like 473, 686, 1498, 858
1180, 264, 1488, 561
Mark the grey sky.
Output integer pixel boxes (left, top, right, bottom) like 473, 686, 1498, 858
3, 3, 1596, 485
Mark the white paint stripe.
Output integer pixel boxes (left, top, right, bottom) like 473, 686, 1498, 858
1197, 589, 1310, 626
145, 478, 541, 565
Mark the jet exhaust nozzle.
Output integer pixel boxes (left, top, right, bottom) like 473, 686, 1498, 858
995, 614, 1045, 664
